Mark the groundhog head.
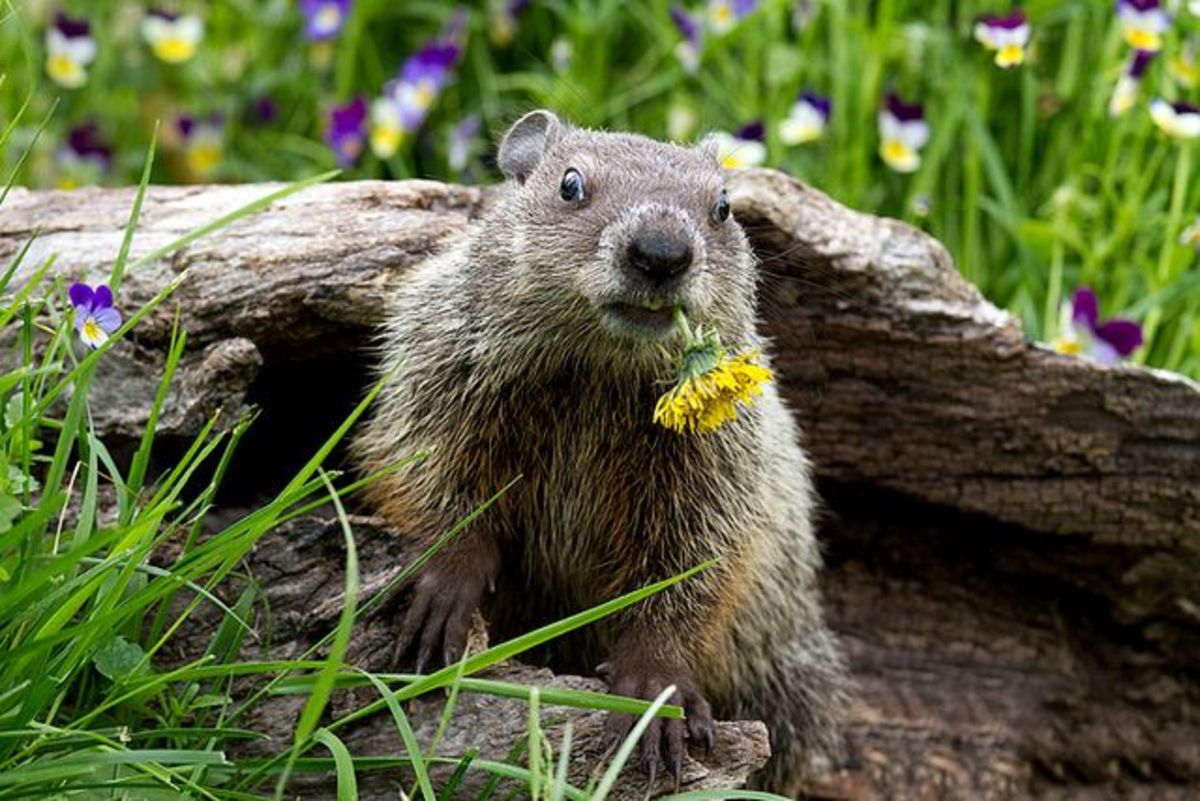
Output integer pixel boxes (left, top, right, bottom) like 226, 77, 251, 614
493, 109, 758, 351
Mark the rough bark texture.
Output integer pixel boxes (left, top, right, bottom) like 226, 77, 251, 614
167, 514, 771, 800
3, 171, 1198, 799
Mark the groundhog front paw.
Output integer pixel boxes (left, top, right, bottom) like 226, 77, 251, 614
392, 560, 494, 673
599, 659, 715, 788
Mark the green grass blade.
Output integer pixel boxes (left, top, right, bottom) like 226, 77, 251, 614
358, 670, 437, 801
292, 471, 359, 745
591, 684, 676, 801
0, 97, 58, 209
107, 122, 158, 294
128, 170, 340, 273
313, 729, 358, 801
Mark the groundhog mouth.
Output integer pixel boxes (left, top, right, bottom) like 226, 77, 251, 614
600, 301, 677, 338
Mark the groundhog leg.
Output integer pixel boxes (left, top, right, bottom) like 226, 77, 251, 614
390, 523, 501, 673
599, 635, 717, 787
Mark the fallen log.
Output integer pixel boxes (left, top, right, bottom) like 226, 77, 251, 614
3, 171, 1198, 798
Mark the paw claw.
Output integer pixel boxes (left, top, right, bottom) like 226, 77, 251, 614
599, 653, 713, 787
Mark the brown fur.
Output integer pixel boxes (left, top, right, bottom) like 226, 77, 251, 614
352, 110, 848, 796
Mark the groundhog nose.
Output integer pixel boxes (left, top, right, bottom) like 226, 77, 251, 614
627, 231, 693, 284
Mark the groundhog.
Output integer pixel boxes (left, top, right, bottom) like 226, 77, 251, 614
353, 109, 848, 796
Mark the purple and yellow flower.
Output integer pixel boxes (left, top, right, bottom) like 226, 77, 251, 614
1054, 287, 1143, 364
328, 97, 368, 167
142, 9, 203, 64
1169, 39, 1199, 88
69, 283, 122, 350
712, 122, 766, 169
489, 0, 530, 47
368, 96, 406, 159
1110, 50, 1155, 117
177, 114, 224, 178
878, 93, 929, 173
300, 0, 351, 41
778, 90, 831, 145
670, 6, 703, 72
448, 114, 482, 172
1180, 216, 1200, 249
973, 9, 1031, 68
1116, 0, 1170, 53
57, 124, 112, 189
45, 12, 96, 89
1150, 98, 1200, 138
707, 0, 757, 36
369, 38, 463, 158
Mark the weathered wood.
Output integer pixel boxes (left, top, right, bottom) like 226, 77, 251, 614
4, 172, 1199, 798
174, 514, 771, 800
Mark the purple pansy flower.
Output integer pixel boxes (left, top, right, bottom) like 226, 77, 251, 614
300, 0, 352, 41
671, 5, 703, 72
1116, 0, 1170, 52
1054, 287, 1143, 364
878, 93, 929, 173
327, 96, 368, 167
64, 124, 113, 168
779, 90, 831, 145
490, 0, 531, 47
1110, 50, 1156, 117
141, 8, 203, 63
1150, 98, 1200, 138
176, 113, 224, 177
56, 123, 113, 189
69, 283, 122, 350
712, 121, 766, 169
973, 9, 1031, 68
370, 37, 464, 158
708, 0, 757, 35
249, 96, 278, 125
45, 12, 96, 89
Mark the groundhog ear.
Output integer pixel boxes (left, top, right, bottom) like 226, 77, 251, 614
498, 109, 561, 184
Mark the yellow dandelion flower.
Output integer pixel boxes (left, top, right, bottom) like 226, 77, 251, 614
652, 307, 773, 435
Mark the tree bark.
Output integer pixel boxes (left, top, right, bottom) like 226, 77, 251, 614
3, 171, 1198, 799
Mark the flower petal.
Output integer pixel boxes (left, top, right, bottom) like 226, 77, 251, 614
1071, 287, 1099, 330
68, 282, 94, 310
93, 284, 113, 309
92, 306, 122, 334
1094, 319, 1143, 356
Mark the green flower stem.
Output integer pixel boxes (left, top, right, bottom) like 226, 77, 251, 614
672, 304, 698, 349
1157, 142, 1193, 287
1144, 142, 1194, 357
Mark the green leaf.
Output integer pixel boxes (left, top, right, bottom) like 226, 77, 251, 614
0, 492, 21, 533
92, 635, 148, 682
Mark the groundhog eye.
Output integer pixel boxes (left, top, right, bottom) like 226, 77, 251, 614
560, 168, 586, 203
711, 191, 731, 224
